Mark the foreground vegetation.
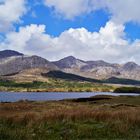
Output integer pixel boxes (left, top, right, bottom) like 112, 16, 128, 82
0, 79, 115, 92
0, 95, 140, 140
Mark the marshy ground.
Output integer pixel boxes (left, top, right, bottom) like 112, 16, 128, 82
0, 95, 140, 140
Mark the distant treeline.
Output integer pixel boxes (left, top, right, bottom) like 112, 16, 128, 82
0, 80, 43, 88
114, 87, 140, 93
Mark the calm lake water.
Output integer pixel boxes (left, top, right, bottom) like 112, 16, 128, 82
0, 92, 139, 102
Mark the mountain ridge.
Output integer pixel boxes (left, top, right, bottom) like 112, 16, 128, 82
0, 50, 140, 81
52, 55, 140, 80
0, 50, 23, 59
0, 50, 58, 76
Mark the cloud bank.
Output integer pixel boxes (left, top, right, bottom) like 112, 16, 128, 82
1, 21, 140, 64
44, 0, 140, 24
0, 0, 27, 32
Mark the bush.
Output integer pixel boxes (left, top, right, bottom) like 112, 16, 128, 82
114, 87, 140, 93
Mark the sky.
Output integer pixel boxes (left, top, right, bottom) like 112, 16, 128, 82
0, 0, 140, 64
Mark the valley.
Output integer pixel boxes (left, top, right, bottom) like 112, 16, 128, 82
0, 50, 140, 140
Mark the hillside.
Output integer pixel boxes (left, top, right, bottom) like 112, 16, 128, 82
0, 50, 58, 76
42, 70, 100, 83
53, 56, 140, 80
104, 77, 140, 85
0, 50, 23, 59
42, 71, 140, 86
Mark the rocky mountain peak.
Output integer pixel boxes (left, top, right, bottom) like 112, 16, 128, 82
63, 56, 76, 61
123, 62, 139, 71
0, 50, 23, 59
53, 56, 86, 69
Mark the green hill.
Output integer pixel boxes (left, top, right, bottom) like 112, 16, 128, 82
42, 70, 101, 83
104, 77, 140, 85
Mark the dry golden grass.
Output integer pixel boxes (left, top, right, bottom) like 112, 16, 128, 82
1, 98, 140, 127
0, 96, 140, 139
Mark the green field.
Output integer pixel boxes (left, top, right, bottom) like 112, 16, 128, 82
0, 79, 115, 92
0, 96, 140, 140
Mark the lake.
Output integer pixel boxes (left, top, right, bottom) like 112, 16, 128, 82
0, 92, 139, 102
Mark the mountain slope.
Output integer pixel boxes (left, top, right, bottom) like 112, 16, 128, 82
41, 71, 140, 85
53, 56, 140, 80
42, 71, 100, 83
104, 77, 140, 85
0, 50, 140, 82
0, 50, 23, 59
53, 56, 87, 69
0, 52, 58, 76
42, 70, 100, 83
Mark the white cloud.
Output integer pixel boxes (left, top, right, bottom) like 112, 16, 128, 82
44, 0, 140, 24
44, 0, 102, 19
105, 0, 140, 24
0, 0, 139, 65
0, 0, 27, 32
1, 21, 140, 64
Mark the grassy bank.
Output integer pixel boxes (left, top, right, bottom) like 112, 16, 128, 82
0, 79, 115, 92
114, 86, 140, 93
0, 96, 140, 140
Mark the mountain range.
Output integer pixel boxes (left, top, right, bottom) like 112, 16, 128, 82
53, 56, 140, 80
0, 50, 140, 84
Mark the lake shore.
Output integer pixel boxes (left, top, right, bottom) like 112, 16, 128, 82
0, 91, 139, 103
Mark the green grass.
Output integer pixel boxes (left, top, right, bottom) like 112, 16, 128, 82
0, 80, 43, 88
0, 79, 114, 92
1, 77, 140, 93
1, 120, 139, 140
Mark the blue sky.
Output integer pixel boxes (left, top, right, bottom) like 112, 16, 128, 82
0, 0, 140, 63
17, 1, 140, 40
19, 5, 109, 37
125, 22, 140, 41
